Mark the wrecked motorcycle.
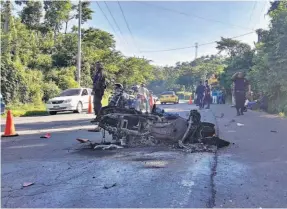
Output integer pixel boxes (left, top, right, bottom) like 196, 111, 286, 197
97, 101, 229, 150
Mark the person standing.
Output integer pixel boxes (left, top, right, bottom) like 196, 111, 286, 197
91, 62, 107, 127
231, 83, 235, 107
232, 72, 251, 116
212, 89, 217, 104
195, 81, 205, 109
203, 80, 211, 109
138, 83, 150, 113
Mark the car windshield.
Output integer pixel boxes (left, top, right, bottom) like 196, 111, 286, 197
161, 91, 174, 95
59, 89, 81, 97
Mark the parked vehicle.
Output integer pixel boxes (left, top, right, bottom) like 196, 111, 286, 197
0, 94, 5, 115
46, 88, 93, 115
159, 91, 179, 104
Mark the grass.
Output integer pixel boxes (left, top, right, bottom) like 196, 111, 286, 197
2, 93, 111, 118
2, 103, 48, 118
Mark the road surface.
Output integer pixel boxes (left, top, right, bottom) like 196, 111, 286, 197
1, 103, 218, 208
1, 103, 287, 207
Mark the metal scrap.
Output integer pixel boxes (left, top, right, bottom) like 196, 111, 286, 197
89, 104, 229, 151
94, 144, 123, 150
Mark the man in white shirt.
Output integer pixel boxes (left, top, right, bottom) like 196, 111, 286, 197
138, 83, 150, 113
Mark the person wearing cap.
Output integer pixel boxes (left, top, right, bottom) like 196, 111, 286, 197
91, 62, 107, 127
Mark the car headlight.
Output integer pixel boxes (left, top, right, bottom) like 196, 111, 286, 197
64, 99, 72, 103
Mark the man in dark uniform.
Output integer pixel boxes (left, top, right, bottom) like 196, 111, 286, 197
232, 72, 251, 116
203, 80, 211, 109
195, 81, 205, 109
91, 62, 107, 127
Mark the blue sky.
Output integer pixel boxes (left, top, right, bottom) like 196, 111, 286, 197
85, 1, 270, 66
13, 1, 270, 66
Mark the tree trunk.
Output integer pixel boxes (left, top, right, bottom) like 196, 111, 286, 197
3, 1, 11, 33
64, 21, 68, 34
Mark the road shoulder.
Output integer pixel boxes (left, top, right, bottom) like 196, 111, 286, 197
211, 105, 287, 207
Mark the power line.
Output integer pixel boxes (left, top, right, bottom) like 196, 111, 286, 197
136, 1, 253, 31
103, 1, 129, 46
141, 31, 255, 53
117, 1, 141, 54
249, 1, 258, 29
96, 1, 120, 41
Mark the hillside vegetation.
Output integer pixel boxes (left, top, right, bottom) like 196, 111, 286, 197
1, 1, 287, 116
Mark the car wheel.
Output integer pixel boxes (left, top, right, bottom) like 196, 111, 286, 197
49, 111, 57, 115
75, 102, 83, 113
161, 102, 163, 105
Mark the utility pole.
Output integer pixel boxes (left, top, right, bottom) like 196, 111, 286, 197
77, 0, 82, 86
195, 42, 198, 59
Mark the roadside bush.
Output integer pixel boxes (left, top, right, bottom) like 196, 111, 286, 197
42, 81, 61, 102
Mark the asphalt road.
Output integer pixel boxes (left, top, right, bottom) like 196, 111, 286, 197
2, 103, 287, 208
1, 103, 218, 208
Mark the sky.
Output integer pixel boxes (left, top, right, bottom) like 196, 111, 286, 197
85, 1, 271, 66
13, 0, 271, 66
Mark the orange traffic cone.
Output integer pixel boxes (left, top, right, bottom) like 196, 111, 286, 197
189, 95, 193, 105
88, 95, 93, 114
2, 110, 18, 137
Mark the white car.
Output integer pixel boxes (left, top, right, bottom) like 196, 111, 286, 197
46, 88, 93, 115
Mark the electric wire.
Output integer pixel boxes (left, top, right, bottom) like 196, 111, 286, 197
141, 31, 255, 53
117, 1, 141, 54
103, 1, 129, 46
249, 1, 258, 29
136, 1, 253, 31
96, 1, 120, 41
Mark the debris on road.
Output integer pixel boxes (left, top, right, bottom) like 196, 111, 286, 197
225, 119, 236, 127
270, 130, 277, 133
236, 123, 244, 127
22, 182, 34, 187
76, 138, 91, 143
94, 144, 123, 150
103, 183, 117, 189
216, 113, 224, 118
40, 133, 51, 138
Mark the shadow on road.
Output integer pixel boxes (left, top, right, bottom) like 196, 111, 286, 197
1, 118, 91, 132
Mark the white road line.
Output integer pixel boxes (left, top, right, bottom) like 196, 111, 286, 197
1, 125, 96, 136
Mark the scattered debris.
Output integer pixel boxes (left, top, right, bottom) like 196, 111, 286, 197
236, 123, 244, 127
270, 130, 277, 133
23, 182, 34, 187
144, 160, 168, 168
227, 130, 236, 133
94, 144, 123, 150
40, 133, 51, 138
225, 119, 236, 127
103, 183, 117, 189
76, 138, 90, 143
88, 129, 101, 132
216, 113, 224, 118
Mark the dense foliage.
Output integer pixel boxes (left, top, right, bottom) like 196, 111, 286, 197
218, 0, 287, 114
1, 0, 286, 115
1, 0, 154, 106
149, 0, 287, 114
